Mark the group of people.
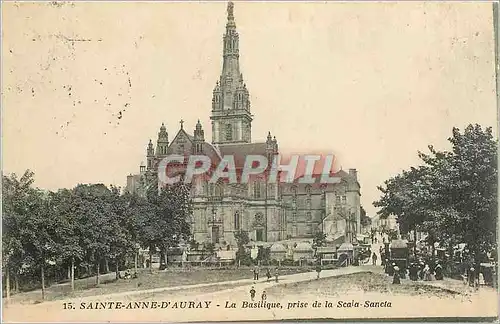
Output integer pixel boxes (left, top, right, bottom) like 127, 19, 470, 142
249, 286, 267, 301
384, 259, 444, 284
253, 265, 280, 283
117, 269, 138, 280
407, 262, 444, 281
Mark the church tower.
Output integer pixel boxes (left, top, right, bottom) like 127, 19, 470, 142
210, 1, 253, 145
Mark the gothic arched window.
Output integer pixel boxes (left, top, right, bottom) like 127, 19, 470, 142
253, 181, 261, 199
214, 184, 223, 197
226, 124, 233, 141
234, 211, 240, 230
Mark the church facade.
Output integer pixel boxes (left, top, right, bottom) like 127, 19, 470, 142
126, 2, 362, 248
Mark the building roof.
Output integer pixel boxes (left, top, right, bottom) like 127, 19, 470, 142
294, 242, 313, 251
337, 243, 354, 251
270, 243, 287, 252
390, 239, 408, 249
217, 142, 267, 168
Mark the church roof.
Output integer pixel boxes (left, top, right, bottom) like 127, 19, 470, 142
202, 141, 222, 160
217, 142, 267, 168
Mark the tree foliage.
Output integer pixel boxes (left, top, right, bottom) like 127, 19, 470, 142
2, 172, 194, 297
234, 230, 252, 265
374, 124, 497, 262
312, 231, 327, 248
360, 206, 372, 227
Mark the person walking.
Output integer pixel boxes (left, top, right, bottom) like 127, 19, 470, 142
249, 286, 256, 301
266, 268, 272, 282
423, 264, 432, 281
261, 290, 267, 301
434, 263, 443, 281
372, 252, 378, 266
392, 266, 401, 284
274, 267, 279, 283
253, 265, 260, 281
316, 262, 322, 279
409, 263, 419, 281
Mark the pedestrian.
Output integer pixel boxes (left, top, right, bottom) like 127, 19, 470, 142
316, 262, 322, 279
418, 262, 425, 280
266, 268, 272, 282
249, 286, 256, 301
384, 259, 390, 274
423, 264, 432, 281
409, 263, 419, 281
388, 263, 395, 276
392, 266, 401, 284
434, 263, 443, 281
253, 265, 260, 281
372, 252, 378, 266
261, 290, 267, 301
274, 267, 279, 283
468, 267, 476, 288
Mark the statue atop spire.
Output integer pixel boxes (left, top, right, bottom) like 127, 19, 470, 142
227, 1, 234, 20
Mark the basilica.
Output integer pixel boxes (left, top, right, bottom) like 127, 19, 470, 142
126, 2, 361, 248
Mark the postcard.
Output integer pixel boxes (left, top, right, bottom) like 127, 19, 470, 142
2, 1, 498, 322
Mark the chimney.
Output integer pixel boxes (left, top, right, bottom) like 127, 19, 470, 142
348, 168, 357, 180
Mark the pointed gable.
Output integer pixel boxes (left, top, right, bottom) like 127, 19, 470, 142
168, 128, 193, 156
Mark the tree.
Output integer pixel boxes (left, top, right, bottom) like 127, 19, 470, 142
360, 206, 372, 228
234, 230, 251, 266
156, 182, 193, 269
374, 124, 497, 265
312, 232, 327, 248
133, 178, 193, 271
46, 189, 84, 291
2, 170, 37, 299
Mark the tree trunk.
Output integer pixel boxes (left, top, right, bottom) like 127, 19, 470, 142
14, 273, 19, 293
431, 239, 436, 264
70, 257, 75, 292
41, 264, 46, 300
67, 265, 71, 280
134, 251, 138, 274
105, 258, 110, 273
159, 249, 166, 270
6, 267, 11, 305
149, 247, 153, 273
413, 225, 417, 257
96, 259, 100, 286
115, 258, 120, 280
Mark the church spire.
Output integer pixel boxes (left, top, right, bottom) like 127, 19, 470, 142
210, 1, 253, 145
